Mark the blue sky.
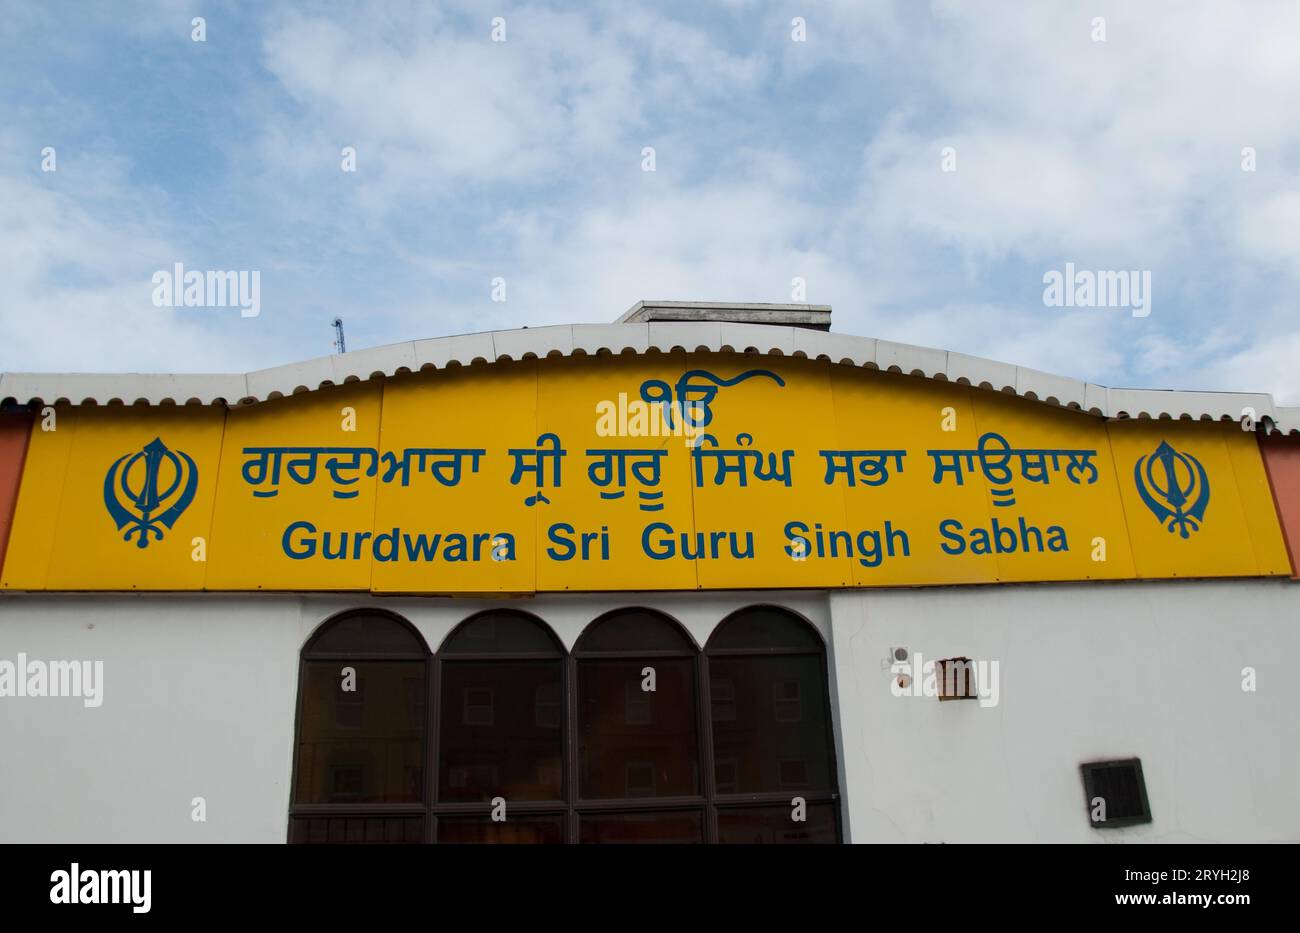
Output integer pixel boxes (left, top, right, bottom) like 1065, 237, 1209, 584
2, 0, 1299, 402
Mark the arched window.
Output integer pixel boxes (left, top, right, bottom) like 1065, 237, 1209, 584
706, 606, 840, 843
289, 604, 840, 843
574, 608, 704, 843
289, 610, 430, 844
433, 610, 566, 843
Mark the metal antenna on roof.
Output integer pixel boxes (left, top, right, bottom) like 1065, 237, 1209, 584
331, 317, 346, 355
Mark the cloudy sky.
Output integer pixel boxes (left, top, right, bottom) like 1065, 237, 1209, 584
2, 0, 1298, 401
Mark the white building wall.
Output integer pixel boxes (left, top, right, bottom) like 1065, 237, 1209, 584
828, 578, 1300, 843
0, 590, 828, 843
2, 580, 1296, 843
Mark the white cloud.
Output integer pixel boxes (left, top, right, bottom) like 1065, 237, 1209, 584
853, 1, 1300, 264
829, 0, 1300, 398
0, 150, 274, 375
258, 2, 765, 200
1233, 189, 1300, 266
1212, 331, 1300, 406
5, 0, 1300, 406
381, 168, 858, 334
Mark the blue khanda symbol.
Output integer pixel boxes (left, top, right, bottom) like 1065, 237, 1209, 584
640, 369, 786, 430
1134, 441, 1210, 539
103, 437, 198, 548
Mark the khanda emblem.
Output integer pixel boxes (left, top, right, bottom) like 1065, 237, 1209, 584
640, 369, 786, 430
1134, 441, 1210, 539
103, 437, 199, 549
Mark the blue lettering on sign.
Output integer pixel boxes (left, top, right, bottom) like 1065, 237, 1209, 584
640, 369, 785, 430
284, 520, 317, 559
546, 523, 610, 562
783, 520, 910, 568
938, 517, 1068, 555
641, 522, 755, 560
281, 523, 516, 562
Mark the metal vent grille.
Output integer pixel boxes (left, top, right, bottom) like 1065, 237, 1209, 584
1081, 758, 1152, 828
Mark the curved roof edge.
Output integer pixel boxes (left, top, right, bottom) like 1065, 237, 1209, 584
2, 322, 1297, 435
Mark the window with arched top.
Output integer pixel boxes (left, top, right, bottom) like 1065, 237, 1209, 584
289, 610, 430, 844
706, 606, 840, 843
434, 610, 566, 843
290, 604, 839, 843
574, 608, 704, 842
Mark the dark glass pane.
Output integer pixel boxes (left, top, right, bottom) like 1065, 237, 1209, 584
441, 612, 561, 655
290, 815, 423, 844
709, 655, 834, 795
438, 660, 564, 801
578, 658, 698, 799
576, 610, 693, 653
579, 811, 703, 844
294, 661, 426, 804
709, 608, 822, 651
717, 804, 838, 844
438, 815, 565, 844
307, 614, 426, 656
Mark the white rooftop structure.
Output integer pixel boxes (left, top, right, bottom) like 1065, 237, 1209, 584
2, 302, 1295, 434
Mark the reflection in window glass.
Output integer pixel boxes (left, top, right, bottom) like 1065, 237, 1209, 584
624, 681, 652, 725
462, 687, 495, 726
293, 606, 841, 844
624, 761, 656, 797
578, 658, 698, 799
708, 655, 833, 796
307, 616, 427, 656
441, 614, 560, 655
711, 678, 736, 722
290, 815, 424, 844
717, 804, 838, 844
334, 677, 364, 729
404, 677, 426, 730
576, 610, 694, 653
439, 660, 563, 802
438, 815, 565, 844
715, 757, 739, 794
295, 660, 426, 805
773, 680, 802, 722
707, 608, 823, 651
579, 811, 704, 844
535, 682, 562, 729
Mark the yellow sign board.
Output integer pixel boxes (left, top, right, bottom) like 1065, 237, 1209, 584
4, 405, 225, 590
1, 356, 1289, 592
206, 383, 383, 591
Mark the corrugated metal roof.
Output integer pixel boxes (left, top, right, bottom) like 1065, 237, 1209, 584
2, 322, 1297, 434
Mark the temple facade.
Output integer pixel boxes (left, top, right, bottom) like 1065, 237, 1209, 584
1, 303, 1297, 843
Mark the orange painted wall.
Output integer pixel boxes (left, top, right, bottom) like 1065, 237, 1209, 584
1259, 432, 1300, 578
0, 413, 34, 578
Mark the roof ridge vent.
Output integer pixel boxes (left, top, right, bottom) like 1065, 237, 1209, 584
616, 300, 831, 331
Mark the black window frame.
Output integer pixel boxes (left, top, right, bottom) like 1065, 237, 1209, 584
432, 608, 568, 839
571, 606, 709, 841
705, 605, 842, 842
288, 604, 842, 843
287, 607, 432, 842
